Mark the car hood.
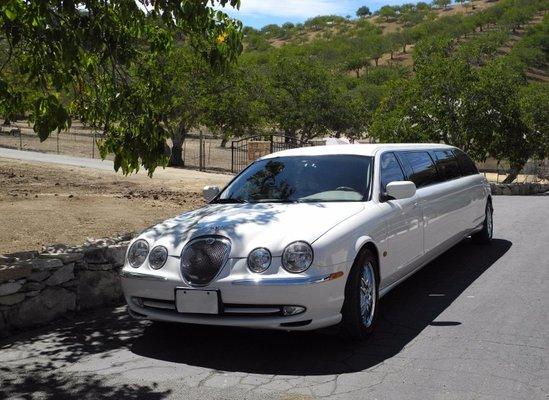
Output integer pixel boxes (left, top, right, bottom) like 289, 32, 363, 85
138, 202, 365, 257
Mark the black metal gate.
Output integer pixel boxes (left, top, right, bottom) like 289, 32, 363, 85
231, 134, 311, 173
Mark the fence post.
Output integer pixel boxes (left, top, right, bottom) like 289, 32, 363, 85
231, 141, 234, 173
199, 130, 204, 171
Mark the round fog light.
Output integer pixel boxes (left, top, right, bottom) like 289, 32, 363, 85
282, 306, 306, 316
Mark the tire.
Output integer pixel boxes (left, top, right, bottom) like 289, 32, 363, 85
340, 249, 379, 341
472, 201, 493, 244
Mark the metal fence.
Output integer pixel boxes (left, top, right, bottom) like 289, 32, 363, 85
0, 122, 547, 180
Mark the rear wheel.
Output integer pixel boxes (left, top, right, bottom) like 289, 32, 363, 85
341, 249, 379, 340
472, 201, 493, 244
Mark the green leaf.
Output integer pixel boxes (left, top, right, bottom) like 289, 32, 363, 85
4, 6, 17, 21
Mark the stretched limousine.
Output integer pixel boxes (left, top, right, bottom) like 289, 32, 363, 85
121, 144, 492, 339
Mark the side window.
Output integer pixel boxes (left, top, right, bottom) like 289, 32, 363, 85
401, 151, 439, 188
380, 152, 405, 192
434, 150, 462, 181
454, 149, 479, 176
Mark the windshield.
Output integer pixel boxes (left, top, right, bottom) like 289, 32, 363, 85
216, 155, 372, 203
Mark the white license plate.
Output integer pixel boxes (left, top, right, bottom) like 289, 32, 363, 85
175, 289, 219, 314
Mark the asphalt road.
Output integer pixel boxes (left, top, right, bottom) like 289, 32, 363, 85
0, 147, 118, 171
1, 196, 547, 400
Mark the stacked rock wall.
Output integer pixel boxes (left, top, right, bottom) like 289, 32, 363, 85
490, 183, 549, 195
0, 235, 132, 336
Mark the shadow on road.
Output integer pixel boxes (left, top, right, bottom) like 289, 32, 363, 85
131, 238, 512, 375
0, 239, 511, 399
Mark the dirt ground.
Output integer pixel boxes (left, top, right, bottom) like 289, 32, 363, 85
0, 158, 231, 254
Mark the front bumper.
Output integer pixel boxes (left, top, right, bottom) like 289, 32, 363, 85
121, 257, 348, 331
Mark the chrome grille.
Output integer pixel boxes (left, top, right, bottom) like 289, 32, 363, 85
180, 236, 231, 286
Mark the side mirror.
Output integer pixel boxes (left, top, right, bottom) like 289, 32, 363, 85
385, 181, 416, 200
203, 186, 220, 202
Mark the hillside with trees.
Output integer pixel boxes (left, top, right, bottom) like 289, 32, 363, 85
0, 0, 548, 182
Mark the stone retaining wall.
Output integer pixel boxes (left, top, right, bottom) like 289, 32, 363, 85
0, 235, 132, 337
490, 183, 549, 195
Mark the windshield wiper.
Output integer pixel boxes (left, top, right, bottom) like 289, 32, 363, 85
253, 199, 298, 203
212, 198, 247, 204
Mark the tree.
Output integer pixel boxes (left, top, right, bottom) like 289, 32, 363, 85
370, 55, 493, 157
396, 29, 414, 53
132, 47, 218, 167
0, 0, 243, 175
416, 2, 432, 12
385, 32, 402, 59
204, 62, 268, 148
266, 56, 349, 141
378, 6, 397, 22
433, 0, 451, 9
344, 54, 370, 78
365, 35, 387, 66
478, 59, 544, 183
356, 6, 371, 18
518, 82, 549, 164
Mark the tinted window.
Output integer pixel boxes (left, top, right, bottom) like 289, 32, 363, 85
454, 149, 479, 176
218, 155, 372, 203
380, 152, 405, 192
434, 150, 461, 181
401, 151, 439, 188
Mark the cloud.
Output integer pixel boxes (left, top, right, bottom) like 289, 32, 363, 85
223, 0, 350, 19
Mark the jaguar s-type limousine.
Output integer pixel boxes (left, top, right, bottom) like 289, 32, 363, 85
121, 144, 493, 339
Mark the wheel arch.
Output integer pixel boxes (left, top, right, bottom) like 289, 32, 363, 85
349, 239, 381, 283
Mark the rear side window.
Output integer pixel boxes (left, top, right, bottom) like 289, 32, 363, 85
434, 150, 462, 181
454, 149, 479, 176
380, 152, 405, 192
401, 151, 439, 188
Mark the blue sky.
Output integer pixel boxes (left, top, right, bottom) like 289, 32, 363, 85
220, 0, 411, 28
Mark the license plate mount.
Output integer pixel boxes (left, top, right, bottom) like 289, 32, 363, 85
175, 288, 220, 314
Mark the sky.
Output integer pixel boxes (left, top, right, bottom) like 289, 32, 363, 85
219, 0, 410, 28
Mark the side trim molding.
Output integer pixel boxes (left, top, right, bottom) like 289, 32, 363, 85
232, 271, 343, 286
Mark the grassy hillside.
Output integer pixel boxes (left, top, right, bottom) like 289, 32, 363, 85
242, 0, 547, 80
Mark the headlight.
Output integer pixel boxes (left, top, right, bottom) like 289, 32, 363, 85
247, 247, 272, 273
149, 246, 168, 270
282, 241, 313, 273
127, 239, 149, 268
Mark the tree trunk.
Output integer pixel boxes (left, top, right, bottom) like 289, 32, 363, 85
390, 51, 394, 59
502, 163, 523, 184
220, 137, 228, 148
169, 124, 186, 167
355, 69, 360, 78
374, 58, 379, 66
402, 44, 407, 53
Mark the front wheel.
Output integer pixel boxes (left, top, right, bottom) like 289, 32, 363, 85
472, 201, 493, 244
340, 250, 379, 340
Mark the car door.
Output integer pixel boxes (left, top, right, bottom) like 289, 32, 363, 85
432, 149, 470, 235
377, 152, 423, 285
399, 150, 458, 257
454, 149, 487, 230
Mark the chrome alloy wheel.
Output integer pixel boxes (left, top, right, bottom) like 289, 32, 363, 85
486, 205, 493, 239
360, 261, 377, 328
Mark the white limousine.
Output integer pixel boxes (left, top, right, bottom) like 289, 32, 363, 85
121, 144, 493, 339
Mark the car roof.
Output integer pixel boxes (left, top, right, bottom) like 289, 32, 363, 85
261, 143, 456, 159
